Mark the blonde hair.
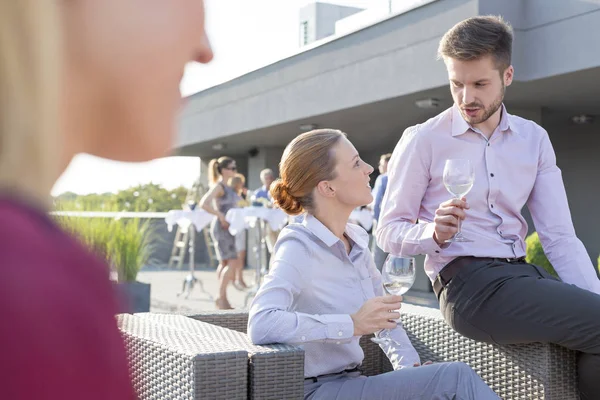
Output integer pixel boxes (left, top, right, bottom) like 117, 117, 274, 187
0, 1, 61, 204
271, 129, 345, 215
208, 156, 235, 185
227, 173, 245, 189
380, 153, 392, 163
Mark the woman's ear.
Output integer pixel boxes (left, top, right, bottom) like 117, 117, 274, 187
315, 181, 335, 198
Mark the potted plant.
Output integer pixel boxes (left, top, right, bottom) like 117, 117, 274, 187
56, 214, 154, 313
108, 218, 154, 313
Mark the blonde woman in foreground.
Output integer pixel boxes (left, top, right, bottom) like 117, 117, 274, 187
0, 1, 213, 399
248, 129, 499, 399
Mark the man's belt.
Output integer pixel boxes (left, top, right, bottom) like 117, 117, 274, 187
433, 256, 526, 297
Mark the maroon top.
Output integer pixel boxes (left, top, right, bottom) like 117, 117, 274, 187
0, 197, 135, 400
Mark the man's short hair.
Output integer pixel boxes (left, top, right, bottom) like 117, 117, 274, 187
380, 153, 392, 163
437, 16, 513, 72
260, 168, 274, 181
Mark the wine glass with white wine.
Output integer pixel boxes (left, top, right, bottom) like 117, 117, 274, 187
443, 159, 475, 243
371, 256, 416, 346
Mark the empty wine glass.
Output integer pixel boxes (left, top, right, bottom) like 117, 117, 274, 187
371, 256, 416, 346
443, 159, 475, 243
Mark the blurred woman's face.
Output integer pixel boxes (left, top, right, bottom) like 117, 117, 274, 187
61, 0, 213, 162
220, 161, 237, 180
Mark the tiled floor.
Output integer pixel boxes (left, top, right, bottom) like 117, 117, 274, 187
138, 265, 439, 314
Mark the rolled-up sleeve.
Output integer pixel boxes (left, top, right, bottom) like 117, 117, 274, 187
527, 129, 600, 294
376, 127, 444, 257
248, 236, 354, 345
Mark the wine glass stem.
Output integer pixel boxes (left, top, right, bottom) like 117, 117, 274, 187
455, 196, 463, 236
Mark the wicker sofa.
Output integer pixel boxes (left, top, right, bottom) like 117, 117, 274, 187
118, 303, 579, 400
188, 303, 580, 399
117, 313, 249, 399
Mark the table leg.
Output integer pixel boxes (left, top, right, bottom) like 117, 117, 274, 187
244, 218, 265, 307
177, 227, 192, 298
185, 228, 196, 299
177, 227, 212, 300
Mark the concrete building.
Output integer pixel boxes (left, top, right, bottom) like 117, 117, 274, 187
299, 2, 364, 47
177, 0, 600, 286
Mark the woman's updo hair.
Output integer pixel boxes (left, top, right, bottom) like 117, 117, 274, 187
270, 129, 346, 215
270, 181, 303, 215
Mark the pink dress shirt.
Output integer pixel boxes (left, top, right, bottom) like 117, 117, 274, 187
376, 105, 600, 295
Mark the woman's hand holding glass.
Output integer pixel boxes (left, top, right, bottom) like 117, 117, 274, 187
371, 256, 416, 345
350, 295, 403, 336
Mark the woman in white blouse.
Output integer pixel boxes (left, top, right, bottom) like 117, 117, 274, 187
248, 129, 498, 400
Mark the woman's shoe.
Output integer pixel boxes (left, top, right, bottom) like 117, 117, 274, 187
233, 280, 249, 291
215, 297, 233, 310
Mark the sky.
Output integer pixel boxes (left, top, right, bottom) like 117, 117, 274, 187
52, 0, 387, 196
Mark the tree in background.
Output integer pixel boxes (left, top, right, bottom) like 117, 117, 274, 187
54, 183, 189, 212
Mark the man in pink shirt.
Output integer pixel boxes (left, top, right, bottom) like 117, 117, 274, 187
376, 16, 600, 399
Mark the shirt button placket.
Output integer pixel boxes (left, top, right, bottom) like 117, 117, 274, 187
486, 139, 498, 213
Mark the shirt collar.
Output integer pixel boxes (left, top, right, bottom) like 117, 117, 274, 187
303, 214, 339, 247
451, 104, 513, 137
302, 214, 367, 250
344, 224, 368, 249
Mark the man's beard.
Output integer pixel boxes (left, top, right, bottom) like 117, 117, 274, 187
461, 84, 505, 125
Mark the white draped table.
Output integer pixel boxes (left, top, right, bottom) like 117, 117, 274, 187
164, 209, 214, 299
163, 207, 367, 304
165, 209, 213, 233
225, 206, 288, 307
225, 206, 288, 236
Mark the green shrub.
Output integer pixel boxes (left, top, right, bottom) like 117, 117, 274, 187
55, 215, 154, 282
525, 232, 558, 278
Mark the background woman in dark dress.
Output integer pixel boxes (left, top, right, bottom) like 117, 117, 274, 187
200, 156, 243, 309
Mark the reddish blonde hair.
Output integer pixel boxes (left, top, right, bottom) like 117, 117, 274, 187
271, 129, 346, 215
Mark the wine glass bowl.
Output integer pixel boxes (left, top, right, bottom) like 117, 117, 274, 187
381, 257, 416, 297
371, 256, 416, 346
443, 159, 475, 243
